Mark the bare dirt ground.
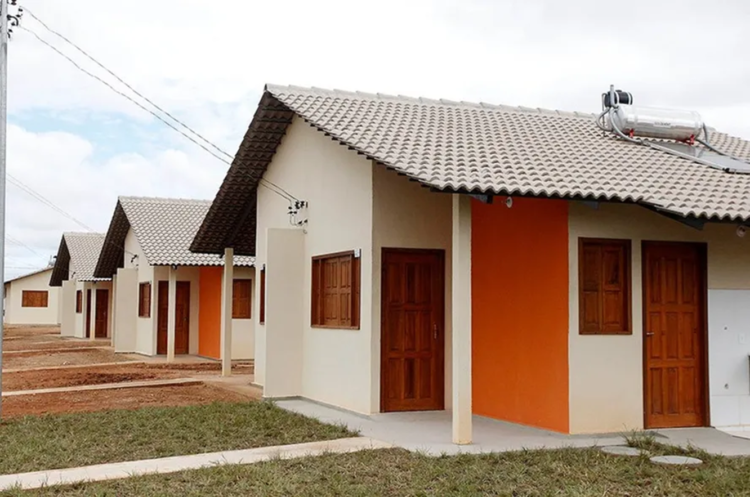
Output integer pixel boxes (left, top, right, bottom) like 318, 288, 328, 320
0, 383, 252, 418
3, 362, 254, 391
3, 325, 60, 338
2, 348, 133, 370
3, 338, 110, 352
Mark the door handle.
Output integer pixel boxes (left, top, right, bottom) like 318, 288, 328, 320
646, 332, 655, 337
433, 324, 438, 340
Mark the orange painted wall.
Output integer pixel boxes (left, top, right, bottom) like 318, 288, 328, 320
198, 267, 222, 360
472, 197, 570, 433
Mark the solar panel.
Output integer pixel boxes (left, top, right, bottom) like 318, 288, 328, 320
650, 141, 750, 174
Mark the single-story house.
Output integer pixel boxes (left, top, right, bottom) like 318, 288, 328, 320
93, 196, 255, 362
3, 267, 61, 326
190, 84, 750, 440
50, 232, 112, 339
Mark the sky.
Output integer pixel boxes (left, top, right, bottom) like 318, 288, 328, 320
4, 0, 750, 279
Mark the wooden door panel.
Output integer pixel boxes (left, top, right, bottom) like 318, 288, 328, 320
95, 289, 109, 338
157, 282, 168, 355
175, 281, 190, 355
381, 249, 444, 412
85, 289, 92, 338
644, 242, 706, 429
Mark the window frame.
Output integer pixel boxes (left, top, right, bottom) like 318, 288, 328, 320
138, 282, 152, 318
232, 278, 252, 319
259, 268, 266, 324
578, 237, 632, 335
311, 250, 361, 330
21, 290, 48, 308
76, 290, 83, 314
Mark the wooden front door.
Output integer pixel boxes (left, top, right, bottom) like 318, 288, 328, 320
85, 289, 92, 338
381, 249, 445, 412
157, 281, 190, 355
643, 242, 707, 429
95, 289, 109, 338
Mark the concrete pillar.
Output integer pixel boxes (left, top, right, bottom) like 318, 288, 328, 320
264, 228, 305, 398
221, 248, 234, 376
110, 275, 117, 340
167, 266, 177, 362
113, 268, 137, 353
452, 194, 472, 445
89, 284, 97, 341
60, 280, 76, 337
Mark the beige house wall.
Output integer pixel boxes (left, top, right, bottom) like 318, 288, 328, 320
568, 202, 750, 433
60, 280, 76, 336
3, 269, 60, 326
371, 166, 454, 411
232, 266, 255, 359
256, 116, 375, 413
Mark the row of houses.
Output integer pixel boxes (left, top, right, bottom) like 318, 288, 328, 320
6, 83, 750, 442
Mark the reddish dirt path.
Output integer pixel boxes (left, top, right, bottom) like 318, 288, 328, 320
3, 339, 110, 352
3, 363, 254, 391
3, 325, 60, 338
1, 384, 252, 418
2, 348, 133, 370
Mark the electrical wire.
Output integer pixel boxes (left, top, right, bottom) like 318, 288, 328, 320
8, 174, 95, 231
5, 235, 45, 259
19, 17, 299, 203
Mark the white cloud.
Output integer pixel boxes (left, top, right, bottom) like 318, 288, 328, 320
4, 0, 750, 278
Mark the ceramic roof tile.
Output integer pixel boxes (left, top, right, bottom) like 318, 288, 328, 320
191, 84, 750, 256
267, 84, 750, 221
50, 232, 109, 286
96, 197, 254, 278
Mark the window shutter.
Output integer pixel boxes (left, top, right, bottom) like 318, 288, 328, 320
579, 239, 631, 335
232, 279, 252, 319
259, 269, 266, 324
76, 290, 82, 313
311, 252, 361, 328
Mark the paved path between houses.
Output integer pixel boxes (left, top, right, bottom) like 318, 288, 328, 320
2, 360, 146, 374
2, 346, 110, 355
1, 378, 202, 397
0, 437, 392, 491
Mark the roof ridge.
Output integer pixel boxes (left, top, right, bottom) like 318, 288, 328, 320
118, 195, 213, 204
63, 232, 104, 237
265, 83, 597, 119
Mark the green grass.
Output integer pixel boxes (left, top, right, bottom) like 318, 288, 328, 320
0, 401, 354, 475
12, 442, 750, 496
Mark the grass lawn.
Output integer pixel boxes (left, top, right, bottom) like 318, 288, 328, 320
0, 401, 354, 475
14, 439, 750, 496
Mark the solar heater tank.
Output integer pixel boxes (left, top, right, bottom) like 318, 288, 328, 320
611, 105, 703, 141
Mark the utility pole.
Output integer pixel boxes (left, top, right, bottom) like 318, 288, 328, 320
0, 0, 20, 419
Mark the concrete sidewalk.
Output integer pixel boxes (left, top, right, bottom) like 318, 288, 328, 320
2, 378, 201, 397
0, 437, 392, 491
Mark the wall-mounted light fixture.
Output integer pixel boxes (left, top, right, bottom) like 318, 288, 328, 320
505, 197, 513, 209
737, 225, 746, 238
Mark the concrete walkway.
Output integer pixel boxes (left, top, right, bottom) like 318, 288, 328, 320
2, 378, 201, 397
276, 399, 626, 455
0, 437, 392, 491
2, 360, 144, 374
656, 428, 750, 456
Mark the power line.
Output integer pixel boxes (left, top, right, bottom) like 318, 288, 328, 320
5, 234, 45, 258
20, 19, 299, 203
8, 174, 94, 231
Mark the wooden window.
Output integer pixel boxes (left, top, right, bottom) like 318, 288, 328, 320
76, 290, 83, 313
311, 251, 360, 329
22, 290, 48, 308
259, 268, 266, 324
579, 238, 632, 335
232, 279, 252, 319
138, 282, 151, 318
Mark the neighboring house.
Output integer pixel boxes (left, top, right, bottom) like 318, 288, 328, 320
3, 267, 61, 326
190, 84, 750, 440
93, 196, 255, 361
50, 232, 112, 339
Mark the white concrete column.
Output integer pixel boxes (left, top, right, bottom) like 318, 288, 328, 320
167, 266, 177, 362
452, 194, 472, 445
89, 284, 97, 341
110, 274, 117, 341
221, 248, 234, 377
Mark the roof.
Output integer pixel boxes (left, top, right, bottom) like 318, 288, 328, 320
94, 196, 255, 278
4, 267, 53, 285
49, 232, 109, 286
191, 84, 750, 256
